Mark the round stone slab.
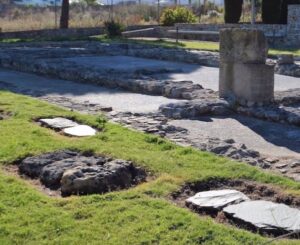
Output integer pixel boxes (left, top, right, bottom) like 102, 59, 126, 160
223, 200, 300, 233
186, 189, 249, 210
40, 117, 78, 129
63, 125, 97, 137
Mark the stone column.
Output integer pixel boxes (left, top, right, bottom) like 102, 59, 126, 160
219, 29, 274, 105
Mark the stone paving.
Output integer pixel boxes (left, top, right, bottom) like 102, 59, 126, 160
0, 41, 299, 181
0, 68, 299, 181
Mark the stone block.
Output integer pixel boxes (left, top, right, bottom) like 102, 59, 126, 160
277, 54, 294, 65
219, 62, 234, 98
220, 63, 274, 103
219, 29, 268, 64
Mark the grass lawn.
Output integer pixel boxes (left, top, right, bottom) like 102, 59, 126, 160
0, 91, 300, 244
94, 36, 300, 57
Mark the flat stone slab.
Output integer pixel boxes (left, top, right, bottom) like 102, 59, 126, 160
186, 190, 249, 210
63, 125, 96, 137
223, 200, 300, 234
40, 117, 78, 129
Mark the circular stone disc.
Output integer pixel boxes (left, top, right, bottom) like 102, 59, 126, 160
63, 125, 96, 137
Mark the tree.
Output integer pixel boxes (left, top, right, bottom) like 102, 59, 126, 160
262, 0, 282, 24
60, 0, 69, 29
224, 0, 243, 23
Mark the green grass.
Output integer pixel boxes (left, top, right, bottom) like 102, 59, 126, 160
93, 36, 300, 56
0, 91, 300, 244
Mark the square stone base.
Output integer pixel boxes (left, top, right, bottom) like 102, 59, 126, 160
219, 63, 274, 104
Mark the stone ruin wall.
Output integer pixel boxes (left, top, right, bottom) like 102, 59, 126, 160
175, 5, 300, 47
123, 4, 300, 48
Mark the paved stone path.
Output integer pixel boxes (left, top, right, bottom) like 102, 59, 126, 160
59, 55, 300, 91
0, 68, 181, 113
170, 117, 300, 158
0, 68, 299, 162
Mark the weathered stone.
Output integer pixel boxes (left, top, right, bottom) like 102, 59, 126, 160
186, 190, 249, 211
223, 200, 300, 234
233, 63, 274, 103
19, 150, 78, 178
159, 99, 232, 119
39, 117, 79, 129
219, 29, 274, 105
40, 156, 107, 188
275, 63, 300, 78
277, 55, 294, 65
63, 125, 97, 137
60, 160, 145, 196
19, 151, 146, 196
219, 29, 268, 64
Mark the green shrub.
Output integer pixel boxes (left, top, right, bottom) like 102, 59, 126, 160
160, 7, 196, 26
224, 0, 243, 23
104, 20, 125, 38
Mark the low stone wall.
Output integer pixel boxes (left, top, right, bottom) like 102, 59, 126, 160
123, 25, 287, 46
175, 23, 287, 38
0, 25, 158, 40
124, 5, 300, 47
0, 27, 105, 40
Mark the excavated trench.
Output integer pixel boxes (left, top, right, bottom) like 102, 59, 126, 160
171, 179, 300, 238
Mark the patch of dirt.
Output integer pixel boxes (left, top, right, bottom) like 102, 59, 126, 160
170, 179, 300, 238
2, 165, 61, 197
0, 109, 12, 120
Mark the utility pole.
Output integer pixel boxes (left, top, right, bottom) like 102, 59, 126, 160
54, 0, 58, 29
157, 0, 160, 23
251, 0, 255, 25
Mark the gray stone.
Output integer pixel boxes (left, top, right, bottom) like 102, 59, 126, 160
19, 151, 146, 196
219, 29, 268, 64
219, 29, 274, 105
60, 160, 144, 196
63, 125, 97, 137
19, 150, 79, 178
186, 190, 249, 211
233, 63, 274, 103
40, 156, 107, 188
223, 200, 300, 234
277, 55, 294, 65
39, 117, 79, 129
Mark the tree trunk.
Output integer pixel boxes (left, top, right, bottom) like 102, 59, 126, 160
224, 0, 243, 23
262, 0, 282, 24
60, 0, 69, 29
